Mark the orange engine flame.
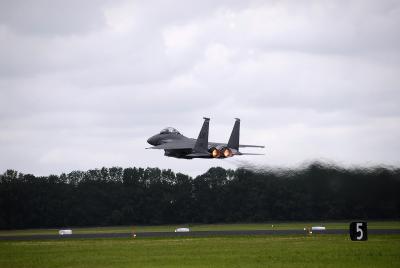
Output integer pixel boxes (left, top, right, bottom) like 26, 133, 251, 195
211, 149, 220, 158
223, 148, 232, 157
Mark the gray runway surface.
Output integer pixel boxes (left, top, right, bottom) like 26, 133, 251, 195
1, 229, 400, 241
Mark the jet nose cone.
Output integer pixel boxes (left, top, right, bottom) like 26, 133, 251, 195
147, 136, 157, 145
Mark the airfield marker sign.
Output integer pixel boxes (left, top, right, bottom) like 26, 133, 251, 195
350, 222, 368, 241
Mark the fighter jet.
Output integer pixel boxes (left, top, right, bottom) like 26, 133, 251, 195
146, 117, 264, 159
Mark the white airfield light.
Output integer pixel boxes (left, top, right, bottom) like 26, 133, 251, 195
175, 227, 190, 232
59, 229, 72, 235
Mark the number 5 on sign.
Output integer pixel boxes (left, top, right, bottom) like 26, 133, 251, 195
350, 222, 368, 241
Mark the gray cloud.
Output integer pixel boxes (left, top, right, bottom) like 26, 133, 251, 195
0, 0, 399, 176
0, 0, 109, 35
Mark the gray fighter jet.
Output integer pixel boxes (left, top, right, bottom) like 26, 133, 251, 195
147, 118, 264, 159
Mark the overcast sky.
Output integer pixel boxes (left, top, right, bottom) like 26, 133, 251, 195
1, 0, 399, 177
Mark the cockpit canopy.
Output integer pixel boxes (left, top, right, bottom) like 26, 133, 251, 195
159, 127, 181, 135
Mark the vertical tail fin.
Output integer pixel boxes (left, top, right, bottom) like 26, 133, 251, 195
193, 117, 210, 153
227, 118, 240, 150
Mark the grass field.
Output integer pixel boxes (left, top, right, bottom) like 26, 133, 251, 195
1, 221, 399, 236
0, 234, 399, 268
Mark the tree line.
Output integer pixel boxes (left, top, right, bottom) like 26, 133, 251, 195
0, 163, 399, 229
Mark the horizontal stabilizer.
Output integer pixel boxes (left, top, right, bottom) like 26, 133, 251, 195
237, 152, 265, 155
208, 143, 265, 149
239, 144, 265, 148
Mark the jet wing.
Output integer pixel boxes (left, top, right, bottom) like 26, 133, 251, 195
186, 152, 211, 158
147, 140, 264, 150
146, 140, 195, 150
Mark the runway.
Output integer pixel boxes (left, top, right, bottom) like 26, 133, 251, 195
1, 229, 400, 241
